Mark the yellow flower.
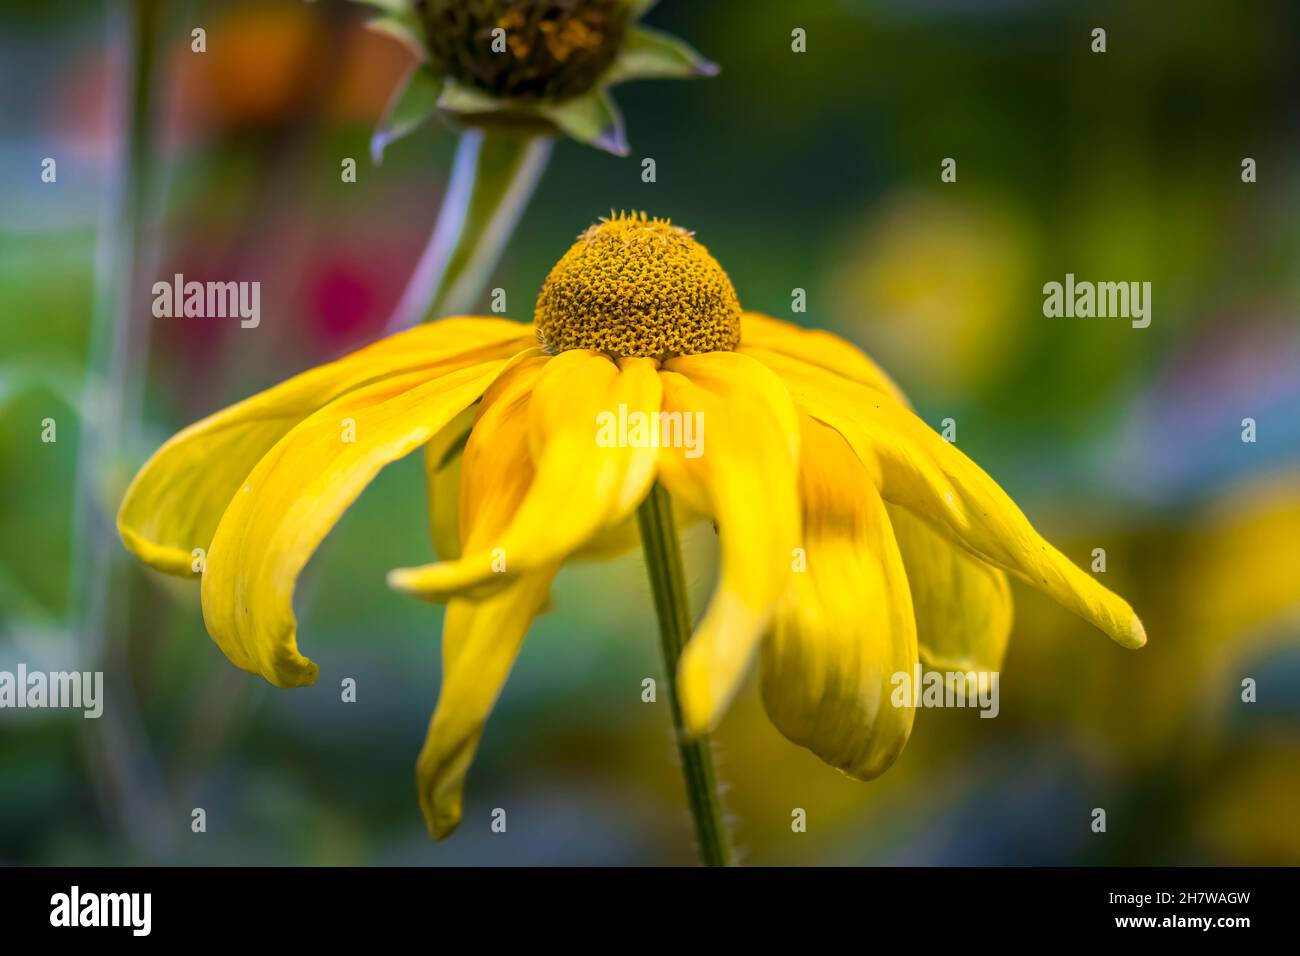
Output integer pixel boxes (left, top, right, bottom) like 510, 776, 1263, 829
118, 213, 1146, 839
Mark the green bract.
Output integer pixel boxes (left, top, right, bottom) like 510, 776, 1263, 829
361, 0, 716, 160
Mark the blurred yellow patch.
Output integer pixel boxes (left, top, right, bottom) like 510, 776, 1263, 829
827, 191, 1030, 395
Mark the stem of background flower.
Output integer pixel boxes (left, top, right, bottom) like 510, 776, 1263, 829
384, 128, 553, 332
71, 0, 172, 859
636, 483, 732, 867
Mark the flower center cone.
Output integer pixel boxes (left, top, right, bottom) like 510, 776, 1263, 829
534, 212, 742, 358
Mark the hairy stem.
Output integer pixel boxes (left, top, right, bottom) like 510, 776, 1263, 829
636, 483, 732, 866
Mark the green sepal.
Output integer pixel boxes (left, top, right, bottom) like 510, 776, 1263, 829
539, 89, 629, 156
437, 80, 626, 155
604, 26, 718, 86
366, 13, 425, 57
624, 0, 661, 16
436, 78, 505, 115
371, 64, 444, 164
349, 0, 414, 15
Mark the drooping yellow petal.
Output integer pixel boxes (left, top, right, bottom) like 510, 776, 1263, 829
423, 403, 479, 563
762, 417, 918, 779
389, 351, 662, 599
418, 565, 558, 839
740, 311, 905, 400
756, 350, 1146, 649
426, 452, 464, 563
119, 317, 532, 576
413, 356, 557, 838
200, 357, 516, 687
421, 400, 488, 564
439, 353, 547, 597
887, 504, 1012, 673
655, 351, 800, 735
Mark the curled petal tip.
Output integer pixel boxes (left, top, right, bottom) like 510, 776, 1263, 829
1123, 613, 1148, 650
680, 707, 712, 739
386, 567, 415, 592
267, 651, 319, 689
387, 562, 486, 600
427, 808, 461, 841
117, 524, 196, 578
677, 661, 721, 738
387, 564, 452, 595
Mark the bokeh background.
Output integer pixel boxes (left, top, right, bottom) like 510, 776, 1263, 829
2, 0, 1298, 865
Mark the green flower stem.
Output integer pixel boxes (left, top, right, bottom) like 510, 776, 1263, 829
636, 483, 732, 867
385, 127, 553, 331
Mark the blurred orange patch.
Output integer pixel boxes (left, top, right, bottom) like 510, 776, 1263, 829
199, 1, 329, 128
329, 18, 418, 126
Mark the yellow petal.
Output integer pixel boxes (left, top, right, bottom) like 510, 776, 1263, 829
457, 355, 549, 544
119, 317, 532, 576
389, 351, 662, 599
759, 351, 1146, 649
740, 311, 906, 400
762, 417, 917, 778
887, 504, 1013, 673
656, 351, 800, 734
423, 403, 479, 563
407, 354, 552, 611
200, 358, 514, 687
426, 452, 463, 563
418, 565, 558, 839
414, 361, 557, 838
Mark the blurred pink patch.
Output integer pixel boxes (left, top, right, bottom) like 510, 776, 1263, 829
309, 260, 381, 348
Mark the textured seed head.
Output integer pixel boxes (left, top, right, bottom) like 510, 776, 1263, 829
534, 213, 742, 358
417, 0, 627, 102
